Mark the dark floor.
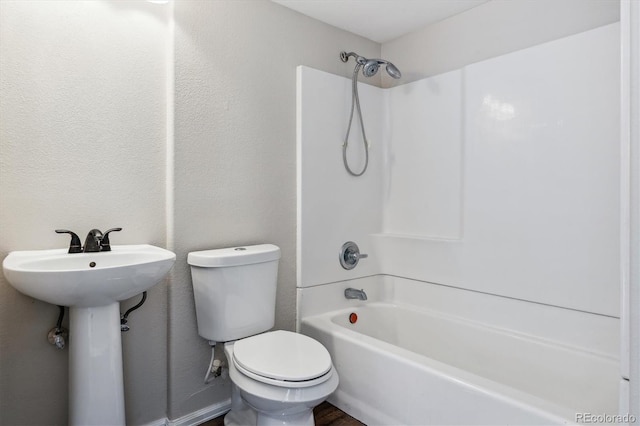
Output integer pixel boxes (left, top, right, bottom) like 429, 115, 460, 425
200, 401, 365, 426
313, 402, 366, 426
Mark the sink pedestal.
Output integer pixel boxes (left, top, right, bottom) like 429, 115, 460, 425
69, 303, 125, 426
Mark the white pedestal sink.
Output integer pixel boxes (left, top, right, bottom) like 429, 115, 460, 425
2, 245, 176, 426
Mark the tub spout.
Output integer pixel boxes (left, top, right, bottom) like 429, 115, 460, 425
344, 288, 367, 300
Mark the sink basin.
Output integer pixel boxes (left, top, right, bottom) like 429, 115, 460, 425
3, 243, 176, 425
2, 244, 176, 307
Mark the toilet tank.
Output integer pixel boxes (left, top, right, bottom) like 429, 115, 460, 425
187, 244, 281, 342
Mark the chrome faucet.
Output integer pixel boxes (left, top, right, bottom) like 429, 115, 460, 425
344, 288, 367, 301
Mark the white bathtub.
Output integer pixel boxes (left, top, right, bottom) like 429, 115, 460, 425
298, 276, 619, 425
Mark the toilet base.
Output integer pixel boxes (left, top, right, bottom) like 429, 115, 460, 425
224, 406, 313, 426
224, 407, 255, 426
224, 381, 315, 426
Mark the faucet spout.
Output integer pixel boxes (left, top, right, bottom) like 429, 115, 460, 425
83, 229, 103, 253
344, 288, 367, 301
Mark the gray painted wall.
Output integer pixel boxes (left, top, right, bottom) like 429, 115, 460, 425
381, 0, 620, 87
0, 0, 623, 424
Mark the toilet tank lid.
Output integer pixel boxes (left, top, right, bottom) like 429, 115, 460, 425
187, 244, 281, 267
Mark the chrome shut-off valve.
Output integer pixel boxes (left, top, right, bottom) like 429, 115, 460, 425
339, 241, 368, 270
48, 327, 68, 350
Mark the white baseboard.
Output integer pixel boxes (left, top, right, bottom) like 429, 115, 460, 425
140, 399, 232, 426
167, 399, 232, 426
140, 418, 167, 426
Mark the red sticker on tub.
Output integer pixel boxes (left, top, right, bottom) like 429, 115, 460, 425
349, 313, 358, 324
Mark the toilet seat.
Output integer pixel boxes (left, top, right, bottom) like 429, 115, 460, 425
232, 330, 333, 388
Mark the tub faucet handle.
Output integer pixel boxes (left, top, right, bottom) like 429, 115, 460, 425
340, 241, 368, 270
350, 252, 368, 261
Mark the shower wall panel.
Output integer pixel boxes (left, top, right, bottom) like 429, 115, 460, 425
376, 23, 620, 317
459, 22, 620, 316
297, 66, 383, 288
383, 70, 463, 239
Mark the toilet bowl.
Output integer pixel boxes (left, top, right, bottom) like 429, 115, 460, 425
223, 330, 339, 426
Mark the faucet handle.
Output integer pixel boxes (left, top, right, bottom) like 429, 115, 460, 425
101, 228, 122, 252
339, 241, 368, 270
55, 229, 82, 253
353, 252, 368, 260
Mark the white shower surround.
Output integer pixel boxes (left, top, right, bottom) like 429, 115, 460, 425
297, 22, 620, 316
297, 22, 621, 423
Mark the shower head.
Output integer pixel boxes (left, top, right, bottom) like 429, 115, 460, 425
340, 51, 402, 79
362, 59, 380, 77
384, 62, 402, 79
362, 59, 402, 79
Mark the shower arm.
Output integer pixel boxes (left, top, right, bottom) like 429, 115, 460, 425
340, 51, 392, 68
340, 51, 363, 64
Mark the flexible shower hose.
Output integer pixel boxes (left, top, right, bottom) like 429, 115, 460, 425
342, 64, 369, 177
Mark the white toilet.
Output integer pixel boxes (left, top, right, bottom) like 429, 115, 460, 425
187, 244, 338, 426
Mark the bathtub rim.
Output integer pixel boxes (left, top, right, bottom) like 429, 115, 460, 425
296, 274, 619, 359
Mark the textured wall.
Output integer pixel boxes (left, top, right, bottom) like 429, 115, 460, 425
0, 1, 169, 424
169, 0, 379, 419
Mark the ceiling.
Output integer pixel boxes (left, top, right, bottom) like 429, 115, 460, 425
271, 0, 489, 43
